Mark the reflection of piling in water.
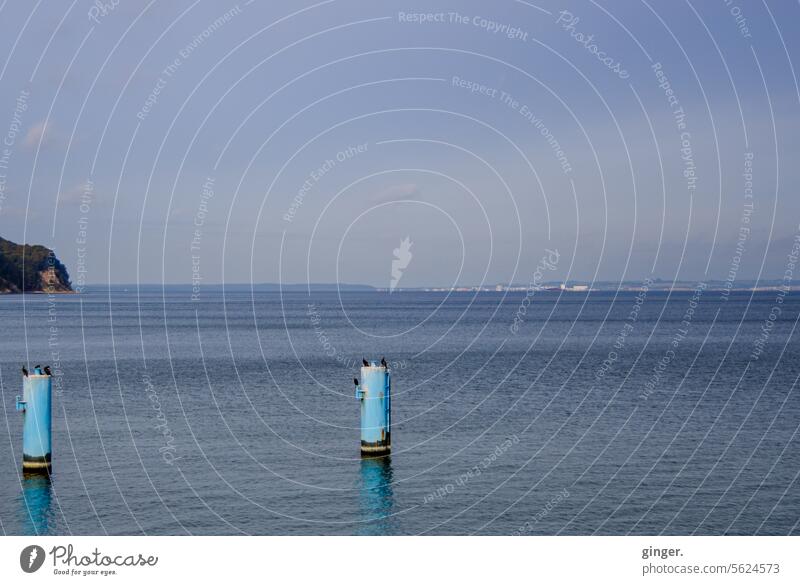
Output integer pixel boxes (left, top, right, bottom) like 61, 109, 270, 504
358, 456, 395, 535
16, 366, 52, 472
21, 472, 53, 535
354, 361, 391, 455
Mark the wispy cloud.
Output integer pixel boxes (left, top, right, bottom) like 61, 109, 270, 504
58, 181, 96, 207
373, 183, 420, 204
23, 120, 51, 149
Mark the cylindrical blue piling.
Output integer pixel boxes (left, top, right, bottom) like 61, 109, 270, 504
355, 361, 391, 455
16, 367, 52, 472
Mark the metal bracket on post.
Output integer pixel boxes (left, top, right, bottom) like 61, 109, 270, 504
15, 396, 26, 412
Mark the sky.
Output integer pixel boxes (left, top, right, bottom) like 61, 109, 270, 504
0, 0, 798, 288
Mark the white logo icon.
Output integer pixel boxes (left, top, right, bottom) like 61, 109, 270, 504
20, 545, 45, 573
389, 236, 413, 292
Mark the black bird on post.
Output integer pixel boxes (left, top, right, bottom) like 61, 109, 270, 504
22, 365, 28, 377
380, 357, 387, 368
362, 358, 369, 367
44, 366, 52, 376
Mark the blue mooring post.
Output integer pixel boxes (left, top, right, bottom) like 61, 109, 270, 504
355, 360, 391, 456
16, 366, 52, 472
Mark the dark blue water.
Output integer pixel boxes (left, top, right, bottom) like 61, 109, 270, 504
1, 288, 798, 535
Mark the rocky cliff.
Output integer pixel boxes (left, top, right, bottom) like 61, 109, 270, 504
0, 236, 72, 293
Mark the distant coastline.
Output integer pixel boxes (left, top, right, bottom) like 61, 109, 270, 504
58, 280, 800, 294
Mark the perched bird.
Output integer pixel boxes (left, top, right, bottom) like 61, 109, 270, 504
44, 366, 52, 376
22, 366, 28, 377
353, 378, 359, 386
362, 358, 369, 367
34, 364, 41, 373
380, 357, 387, 368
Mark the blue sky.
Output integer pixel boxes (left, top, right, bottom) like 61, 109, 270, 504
0, 0, 798, 287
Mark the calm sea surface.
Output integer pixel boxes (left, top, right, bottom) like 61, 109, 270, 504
1, 288, 798, 535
